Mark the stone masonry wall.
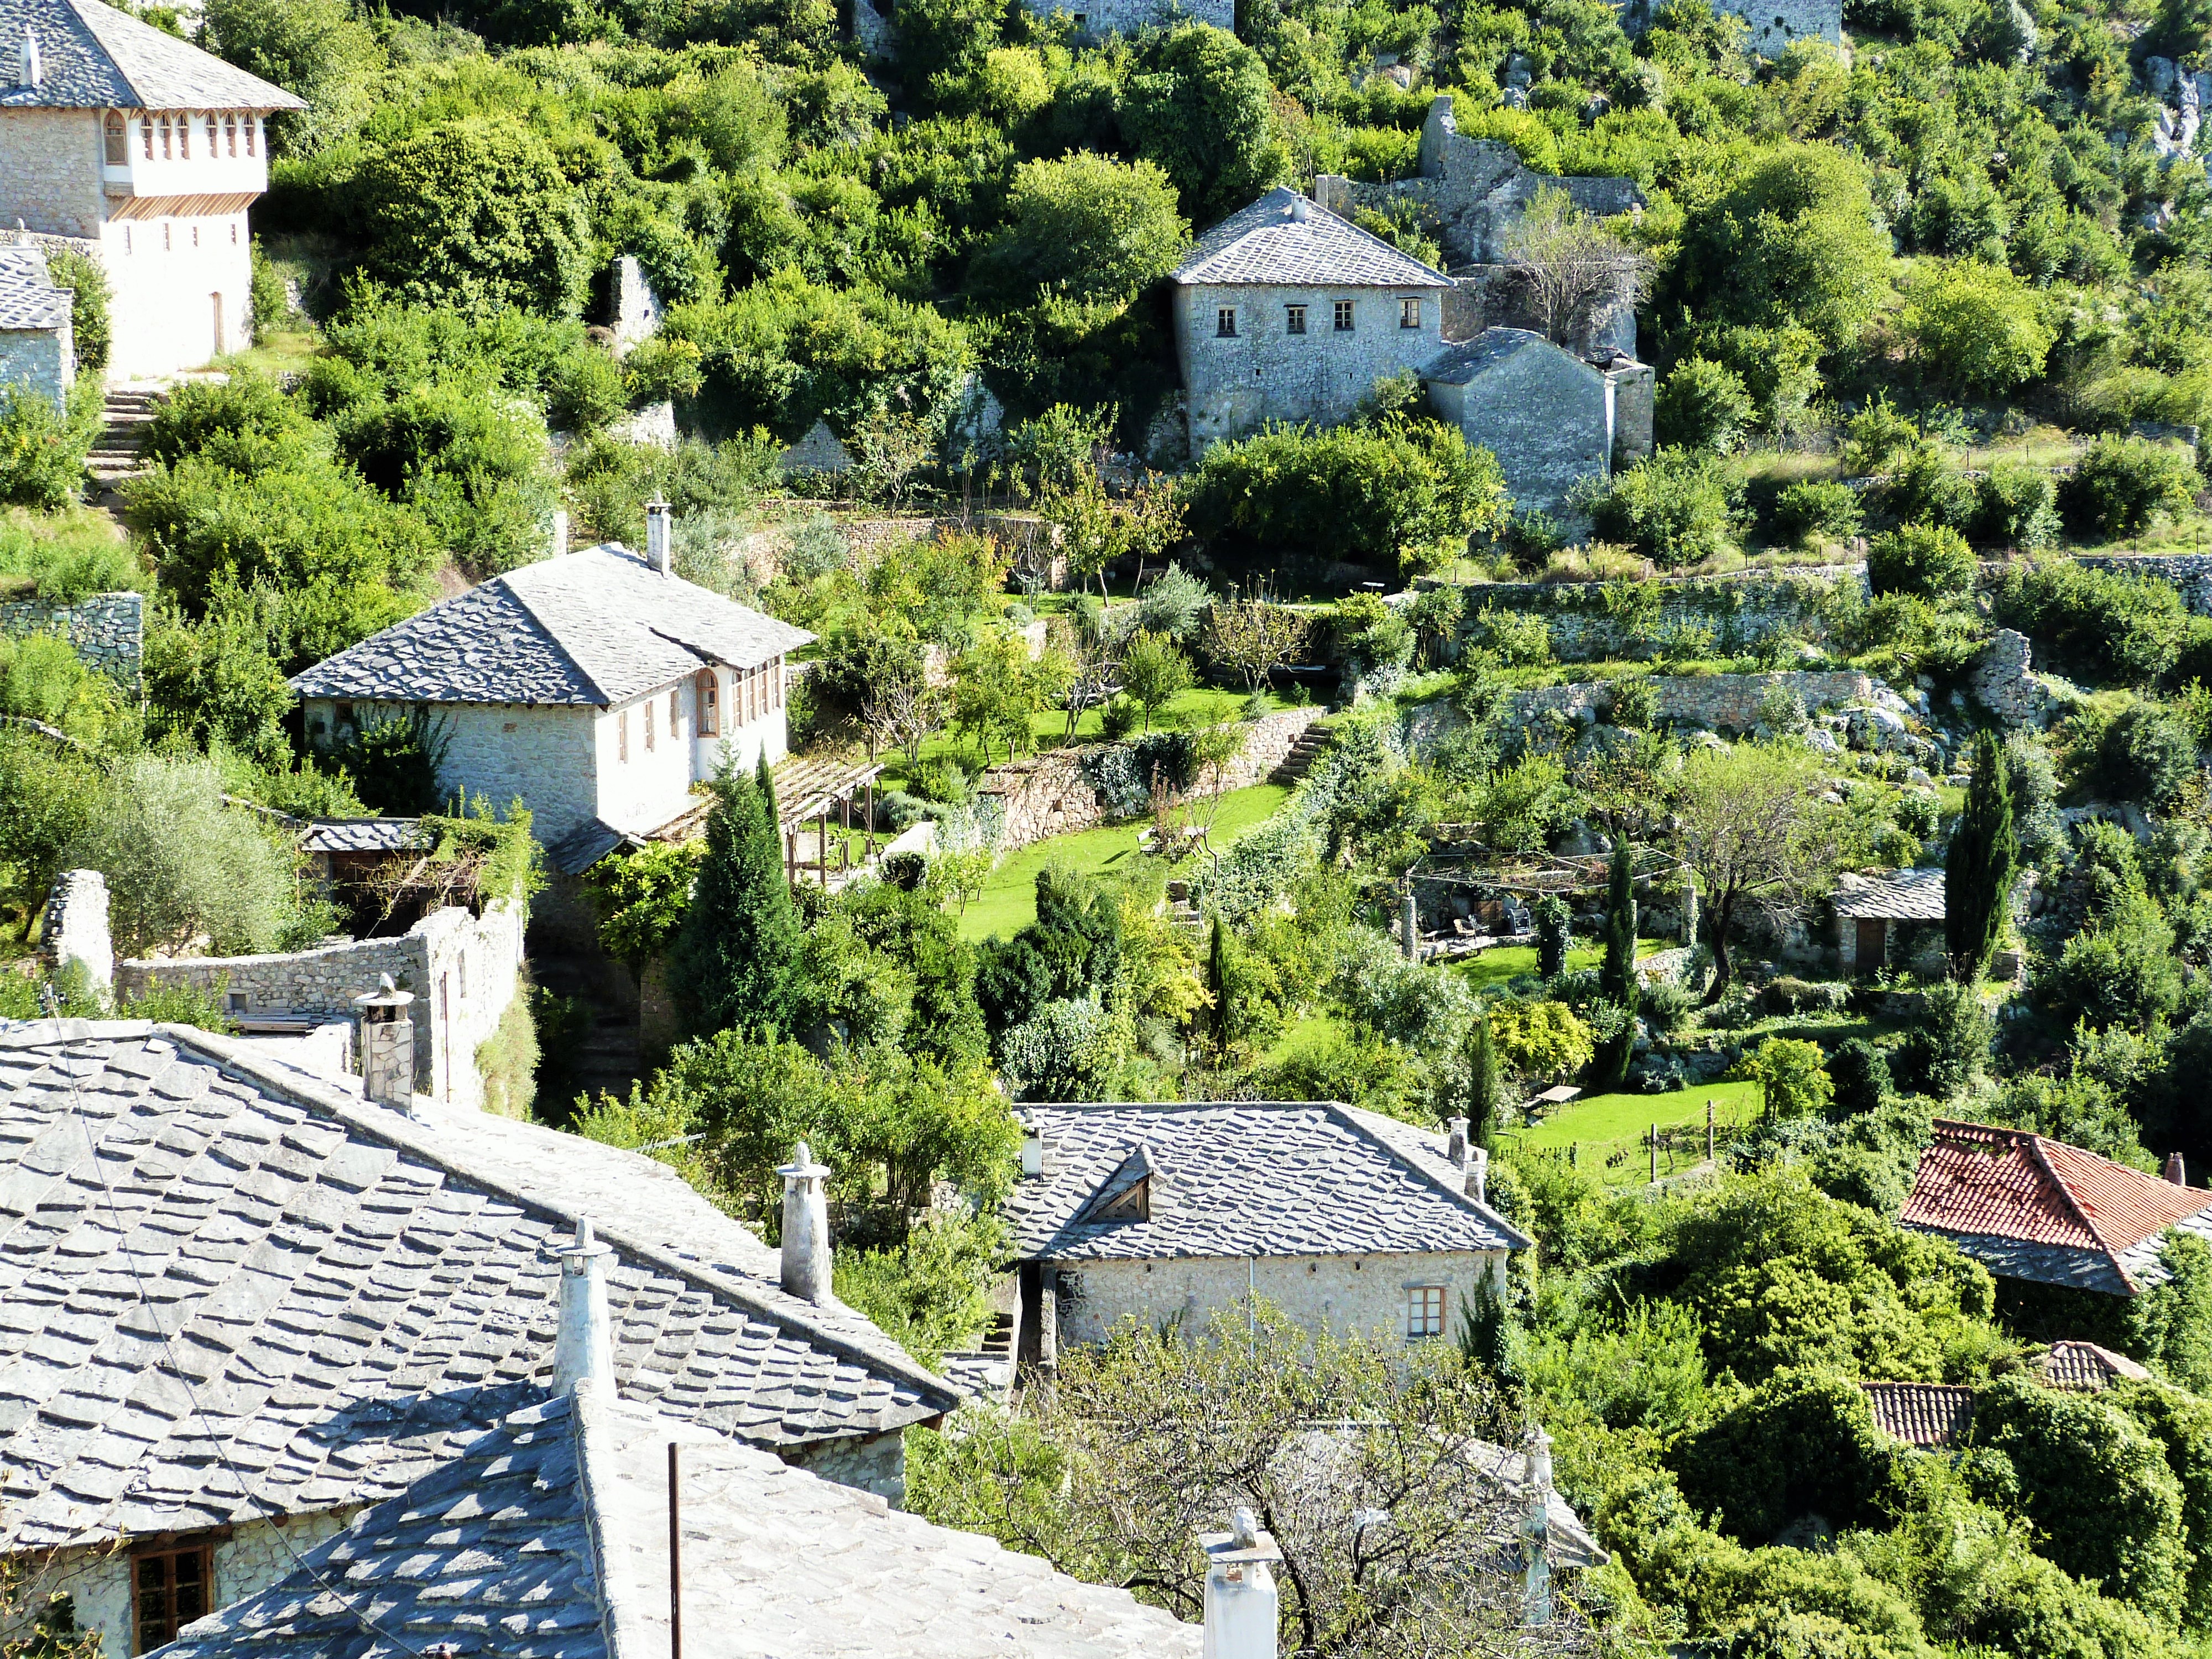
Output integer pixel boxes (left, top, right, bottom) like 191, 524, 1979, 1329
0, 590, 144, 688
781, 1427, 908, 1506
2062, 553, 2212, 612
0, 108, 105, 241
1613, 0, 1841, 46
1452, 566, 1863, 662
43, 868, 111, 991
0, 319, 72, 413
1504, 669, 1874, 731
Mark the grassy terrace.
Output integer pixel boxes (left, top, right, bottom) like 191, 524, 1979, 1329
1511, 1078, 1764, 1155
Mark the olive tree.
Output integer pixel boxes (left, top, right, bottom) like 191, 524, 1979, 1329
1672, 742, 1846, 1000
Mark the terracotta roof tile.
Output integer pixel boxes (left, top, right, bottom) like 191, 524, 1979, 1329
1861, 1381, 1974, 1448
2041, 1340, 2152, 1391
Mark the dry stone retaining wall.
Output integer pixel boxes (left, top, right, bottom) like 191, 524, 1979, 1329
0, 590, 144, 688
1452, 567, 1861, 662
1504, 670, 1873, 731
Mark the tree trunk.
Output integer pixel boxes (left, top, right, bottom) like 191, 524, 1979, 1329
1700, 889, 1736, 1004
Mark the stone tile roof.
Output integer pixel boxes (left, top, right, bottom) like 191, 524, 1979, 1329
1901, 1118, 2212, 1295
1174, 187, 1451, 289
1860, 1381, 1974, 1448
1834, 868, 1946, 921
0, 0, 304, 110
0, 1020, 957, 1551
160, 1384, 1200, 1659
1420, 327, 1562, 385
1005, 1101, 1532, 1264
289, 545, 813, 708
0, 246, 71, 331
297, 818, 428, 855
2042, 1340, 2152, 1391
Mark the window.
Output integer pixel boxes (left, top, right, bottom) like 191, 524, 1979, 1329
140, 114, 153, 159
163, 223, 171, 251
1406, 1285, 1445, 1341
1215, 306, 1237, 338
697, 669, 719, 736
644, 696, 655, 751
1285, 304, 1306, 335
206, 114, 217, 154
669, 690, 680, 738
178, 113, 188, 158
1094, 1177, 1149, 1221
133, 1540, 212, 1653
104, 111, 127, 166
123, 226, 131, 254
246, 117, 257, 158
772, 657, 784, 708
158, 114, 171, 159
1399, 297, 1421, 330
1333, 300, 1354, 332
618, 709, 629, 763
225, 114, 237, 155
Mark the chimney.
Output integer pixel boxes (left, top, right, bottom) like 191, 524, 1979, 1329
551, 1215, 615, 1394
1289, 194, 1310, 223
1521, 1426, 1554, 1627
353, 975, 416, 1113
550, 507, 570, 561
1201, 1508, 1280, 1659
2169, 1152, 2189, 1186
1466, 1146, 1489, 1206
1021, 1126, 1044, 1178
779, 1142, 833, 1302
19, 30, 42, 90
645, 498, 673, 576
1445, 1115, 1469, 1166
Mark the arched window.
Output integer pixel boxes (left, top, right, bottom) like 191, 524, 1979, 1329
103, 111, 126, 166
244, 117, 257, 158
205, 114, 217, 154
158, 114, 171, 159
140, 113, 152, 159
223, 114, 236, 156
176, 113, 187, 157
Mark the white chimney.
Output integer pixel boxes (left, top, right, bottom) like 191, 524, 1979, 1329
1201, 1509, 1280, 1659
2169, 1152, 2189, 1186
551, 1215, 615, 1394
645, 498, 673, 576
1467, 1146, 1489, 1206
352, 975, 416, 1113
779, 1142, 833, 1302
1288, 195, 1310, 223
1446, 1115, 1469, 1166
19, 30, 42, 90
550, 507, 570, 561
1021, 1127, 1044, 1178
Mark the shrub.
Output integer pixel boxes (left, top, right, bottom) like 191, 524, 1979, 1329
1827, 1036, 1892, 1114
1866, 522, 1976, 599
1744, 1035, 1834, 1119
325, 706, 453, 815
2086, 699, 2200, 807
1977, 461, 2060, 550
474, 978, 540, 1120
1655, 356, 1756, 452
1899, 978, 1994, 1097
1761, 976, 1850, 1015
1675, 1371, 1894, 1542
0, 508, 142, 603
0, 383, 97, 510
1884, 442, 1980, 531
1470, 604, 1552, 667
1989, 561, 2193, 685
1771, 481, 1863, 547
1897, 257, 2054, 393
43, 246, 110, 373
1589, 447, 1743, 569
2065, 435, 2199, 537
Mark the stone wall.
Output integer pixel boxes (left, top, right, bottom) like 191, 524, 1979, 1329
736, 512, 1065, 588
2062, 552, 2212, 612
1013, 0, 1231, 28
782, 1427, 908, 1506
1969, 628, 2049, 727
977, 709, 1321, 852
0, 317, 72, 412
116, 901, 525, 1112
1426, 332, 1620, 513
0, 589, 144, 688
0, 108, 106, 241
1504, 669, 1874, 731
1451, 566, 1862, 661
43, 868, 111, 991
612, 254, 663, 352
1613, 0, 1840, 46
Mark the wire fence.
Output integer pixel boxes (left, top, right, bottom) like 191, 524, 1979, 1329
1499, 1095, 1766, 1185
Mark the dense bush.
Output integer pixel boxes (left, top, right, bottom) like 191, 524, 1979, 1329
1866, 522, 1976, 599
1976, 460, 2061, 550
2063, 436, 2199, 537
1589, 447, 1744, 568
1655, 356, 1756, 452
1771, 481, 1863, 547
1989, 561, 2196, 685
0, 383, 98, 510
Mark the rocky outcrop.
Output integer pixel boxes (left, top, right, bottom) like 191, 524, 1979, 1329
1969, 628, 2050, 728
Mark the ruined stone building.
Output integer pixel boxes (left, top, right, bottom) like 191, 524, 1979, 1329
0, 241, 74, 408
1425, 327, 1653, 513
0, 0, 304, 380
1613, 0, 1842, 49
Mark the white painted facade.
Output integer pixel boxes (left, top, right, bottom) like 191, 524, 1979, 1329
1052, 1248, 1509, 1349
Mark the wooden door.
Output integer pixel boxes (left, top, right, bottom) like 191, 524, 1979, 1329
1855, 919, 1886, 971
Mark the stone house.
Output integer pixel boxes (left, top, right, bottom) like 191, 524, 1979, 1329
1834, 867, 1945, 973
0, 241, 74, 408
1424, 327, 1652, 513
1013, 0, 1230, 34
0, 0, 304, 380
0, 1019, 994, 1657
290, 529, 812, 866
1003, 1100, 1531, 1365
1172, 186, 1454, 452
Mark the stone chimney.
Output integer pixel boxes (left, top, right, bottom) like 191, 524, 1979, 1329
43, 869, 112, 996
550, 507, 569, 561
2169, 1152, 2189, 1186
550, 1215, 615, 1394
1446, 1115, 1469, 1165
1021, 1126, 1044, 1178
645, 498, 673, 576
779, 1142, 833, 1302
1521, 1426, 1554, 1627
1201, 1508, 1280, 1659
1289, 194, 1310, 223
1466, 1146, 1489, 1206
19, 30, 42, 91
353, 975, 416, 1113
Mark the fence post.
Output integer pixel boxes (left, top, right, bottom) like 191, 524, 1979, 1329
1707, 1099, 1715, 1163
1569, 1142, 1578, 1169
1649, 1123, 1657, 1185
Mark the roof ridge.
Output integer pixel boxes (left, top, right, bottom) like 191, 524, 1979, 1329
571, 1380, 650, 1659
2025, 1130, 2116, 1261
163, 1026, 961, 1412
1328, 1103, 1538, 1250
492, 562, 617, 705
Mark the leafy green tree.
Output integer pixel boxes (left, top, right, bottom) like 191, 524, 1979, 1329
1588, 447, 1744, 568
971, 153, 1189, 304
200, 0, 378, 145
2064, 436, 2200, 538
1866, 523, 1976, 599
42, 248, 109, 374
586, 841, 705, 969
896, 0, 1005, 109
1746, 1036, 1834, 1120
328, 706, 452, 814
1825, 1037, 1892, 1117
1535, 893, 1572, 979
1947, 730, 2017, 981
1676, 1371, 1893, 1543
1653, 356, 1755, 452
1467, 1009, 1500, 1150
671, 760, 801, 1037
1119, 25, 1289, 226
1118, 629, 1193, 733
1897, 258, 2054, 393
1674, 743, 1845, 999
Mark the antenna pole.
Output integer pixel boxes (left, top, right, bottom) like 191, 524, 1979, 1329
668, 1441, 682, 1659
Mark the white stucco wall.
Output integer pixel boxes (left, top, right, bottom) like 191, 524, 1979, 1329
100, 211, 252, 380
596, 683, 698, 836
19, 1509, 355, 1659
691, 663, 791, 783
1053, 1249, 1509, 1349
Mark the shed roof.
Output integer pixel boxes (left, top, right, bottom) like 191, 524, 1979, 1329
0, 1020, 957, 1552
1005, 1100, 1531, 1264
1901, 1118, 2212, 1295
2041, 1340, 2153, 1391
1835, 868, 1947, 921
154, 1384, 1198, 1659
0, 0, 305, 110
1174, 188, 1451, 289
290, 544, 812, 709
297, 818, 429, 855
1420, 328, 1574, 386
1860, 1381, 1975, 1448
0, 244, 71, 331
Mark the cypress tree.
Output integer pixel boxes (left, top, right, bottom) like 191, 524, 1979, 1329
1947, 729, 2017, 982
1468, 1010, 1500, 1151
672, 760, 801, 1036
1205, 916, 1230, 1060
1535, 895, 1571, 979
1599, 837, 1640, 1085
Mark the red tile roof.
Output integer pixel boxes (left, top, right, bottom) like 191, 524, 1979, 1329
1861, 1382, 1975, 1448
2041, 1341, 2153, 1391
1903, 1119, 2208, 1263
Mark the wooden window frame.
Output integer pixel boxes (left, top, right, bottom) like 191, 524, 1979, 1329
1215, 306, 1237, 338
772, 656, 784, 709
618, 708, 628, 764
697, 670, 718, 737
1333, 299, 1355, 332
245, 116, 257, 158
1399, 297, 1421, 330
140, 113, 153, 159
132, 1537, 215, 1653
104, 111, 128, 166
1285, 304, 1306, 336
668, 689, 680, 739
644, 695, 655, 752
206, 114, 218, 154
158, 114, 172, 159
225, 113, 237, 156
1405, 1285, 1445, 1341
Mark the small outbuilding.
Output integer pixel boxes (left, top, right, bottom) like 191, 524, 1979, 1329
1421, 327, 1652, 513
1834, 867, 1947, 973
2041, 1339, 2153, 1391
0, 241, 73, 410
1860, 1381, 1976, 1449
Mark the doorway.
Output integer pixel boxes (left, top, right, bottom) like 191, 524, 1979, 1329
1855, 919, 1887, 971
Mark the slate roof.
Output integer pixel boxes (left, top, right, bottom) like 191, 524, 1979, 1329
297, 819, 428, 855
1861, 1382, 1974, 1448
0, 0, 304, 110
2042, 1340, 2152, 1391
1173, 187, 1452, 289
1421, 328, 1571, 385
0, 1020, 958, 1551
158, 1383, 1201, 1659
1005, 1101, 1532, 1264
0, 246, 71, 332
1901, 1118, 2212, 1295
1835, 868, 1947, 921
288, 545, 813, 709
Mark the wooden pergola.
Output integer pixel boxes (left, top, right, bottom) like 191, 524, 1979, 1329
772, 755, 888, 888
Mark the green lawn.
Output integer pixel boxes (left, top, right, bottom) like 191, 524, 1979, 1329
1451, 937, 1675, 993
1514, 1078, 1762, 1154
955, 782, 1293, 940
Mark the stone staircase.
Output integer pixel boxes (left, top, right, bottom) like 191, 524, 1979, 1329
1269, 724, 1331, 786
86, 388, 160, 505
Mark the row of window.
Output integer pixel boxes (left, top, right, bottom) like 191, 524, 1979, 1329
1215, 296, 1424, 339
117, 221, 238, 255
614, 660, 784, 763
103, 109, 262, 166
